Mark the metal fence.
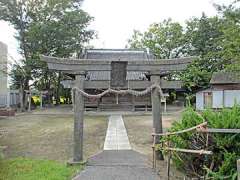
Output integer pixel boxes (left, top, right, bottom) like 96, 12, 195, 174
0, 90, 19, 107
0, 94, 7, 107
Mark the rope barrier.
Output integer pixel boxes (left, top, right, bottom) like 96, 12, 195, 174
72, 83, 164, 99
152, 122, 207, 137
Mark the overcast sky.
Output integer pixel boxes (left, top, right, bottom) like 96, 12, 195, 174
0, 0, 230, 61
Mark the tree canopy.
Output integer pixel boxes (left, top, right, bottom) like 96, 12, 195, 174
128, 19, 185, 59
127, 1, 240, 93
0, 0, 95, 109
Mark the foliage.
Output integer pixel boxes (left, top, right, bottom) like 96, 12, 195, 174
127, 4, 240, 93
127, 15, 225, 93
127, 19, 186, 59
0, 0, 95, 108
165, 106, 240, 179
0, 158, 82, 180
215, 1, 240, 71
180, 58, 212, 92
180, 14, 225, 93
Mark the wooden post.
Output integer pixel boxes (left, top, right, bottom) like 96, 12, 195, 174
166, 135, 171, 180
97, 98, 100, 112
151, 74, 164, 160
116, 94, 119, 104
40, 92, 43, 109
73, 73, 85, 162
152, 132, 156, 170
71, 89, 74, 111
132, 95, 135, 112
28, 91, 31, 112
237, 159, 240, 180
164, 98, 167, 113
19, 86, 24, 112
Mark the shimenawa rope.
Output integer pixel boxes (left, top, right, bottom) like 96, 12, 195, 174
72, 83, 163, 99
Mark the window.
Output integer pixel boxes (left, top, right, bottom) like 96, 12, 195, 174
204, 92, 213, 108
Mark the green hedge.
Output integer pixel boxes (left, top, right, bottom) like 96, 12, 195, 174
163, 105, 240, 179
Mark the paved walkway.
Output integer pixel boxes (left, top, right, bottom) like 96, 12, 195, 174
104, 115, 131, 150
73, 115, 159, 180
73, 150, 159, 180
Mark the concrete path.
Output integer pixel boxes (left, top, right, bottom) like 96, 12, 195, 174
104, 115, 131, 150
73, 150, 159, 180
73, 115, 159, 180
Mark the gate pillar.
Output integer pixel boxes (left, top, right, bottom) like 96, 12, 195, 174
150, 73, 164, 160
73, 72, 85, 163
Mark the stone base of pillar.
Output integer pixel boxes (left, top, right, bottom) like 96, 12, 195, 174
67, 158, 87, 166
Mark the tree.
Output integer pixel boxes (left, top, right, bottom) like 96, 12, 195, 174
180, 14, 224, 92
181, 3, 240, 92
185, 14, 224, 70
25, 1, 94, 104
215, 1, 240, 71
128, 19, 186, 59
127, 16, 224, 93
0, 0, 95, 109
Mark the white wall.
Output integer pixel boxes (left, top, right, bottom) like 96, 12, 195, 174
196, 92, 204, 110
196, 90, 240, 110
224, 90, 240, 107
0, 42, 8, 107
212, 90, 223, 108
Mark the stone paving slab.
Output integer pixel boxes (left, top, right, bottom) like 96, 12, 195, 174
73, 150, 159, 180
73, 116, 159, 180
73, 166, 159, 180
87, 150, 148, 167
104, 115, 131, 150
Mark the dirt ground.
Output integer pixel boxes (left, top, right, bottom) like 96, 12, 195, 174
0, 114, 108, 162
124, 112, 184, 179
0, 106, 185, 178
124, 112, 181, 157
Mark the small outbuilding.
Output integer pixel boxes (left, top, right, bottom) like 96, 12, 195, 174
196, 72, 240, 110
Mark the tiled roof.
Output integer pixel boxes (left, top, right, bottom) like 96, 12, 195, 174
86, 71, 147, 81
84, 49, 154, 60
210, 72, 240, 84
84, 49, 152, 81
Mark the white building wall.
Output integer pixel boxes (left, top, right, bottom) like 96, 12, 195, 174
224, 90, 240, 107
196, 92, 204, 110
212, 90, 224, 108
0, 41, 8, 107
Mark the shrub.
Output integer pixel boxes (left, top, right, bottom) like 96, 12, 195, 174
164, 105, 240, 179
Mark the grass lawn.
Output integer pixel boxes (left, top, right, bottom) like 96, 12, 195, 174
0, 158, 82, 180
0, 109, 108, 179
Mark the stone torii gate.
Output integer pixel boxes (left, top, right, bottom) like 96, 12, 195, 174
41, 55, 192, 163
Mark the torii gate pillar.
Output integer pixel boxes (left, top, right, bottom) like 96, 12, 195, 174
73, 72, 85, 163
151, 73, 164, 160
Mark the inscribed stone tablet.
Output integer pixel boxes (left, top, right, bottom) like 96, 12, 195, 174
111, 62, 127, 87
